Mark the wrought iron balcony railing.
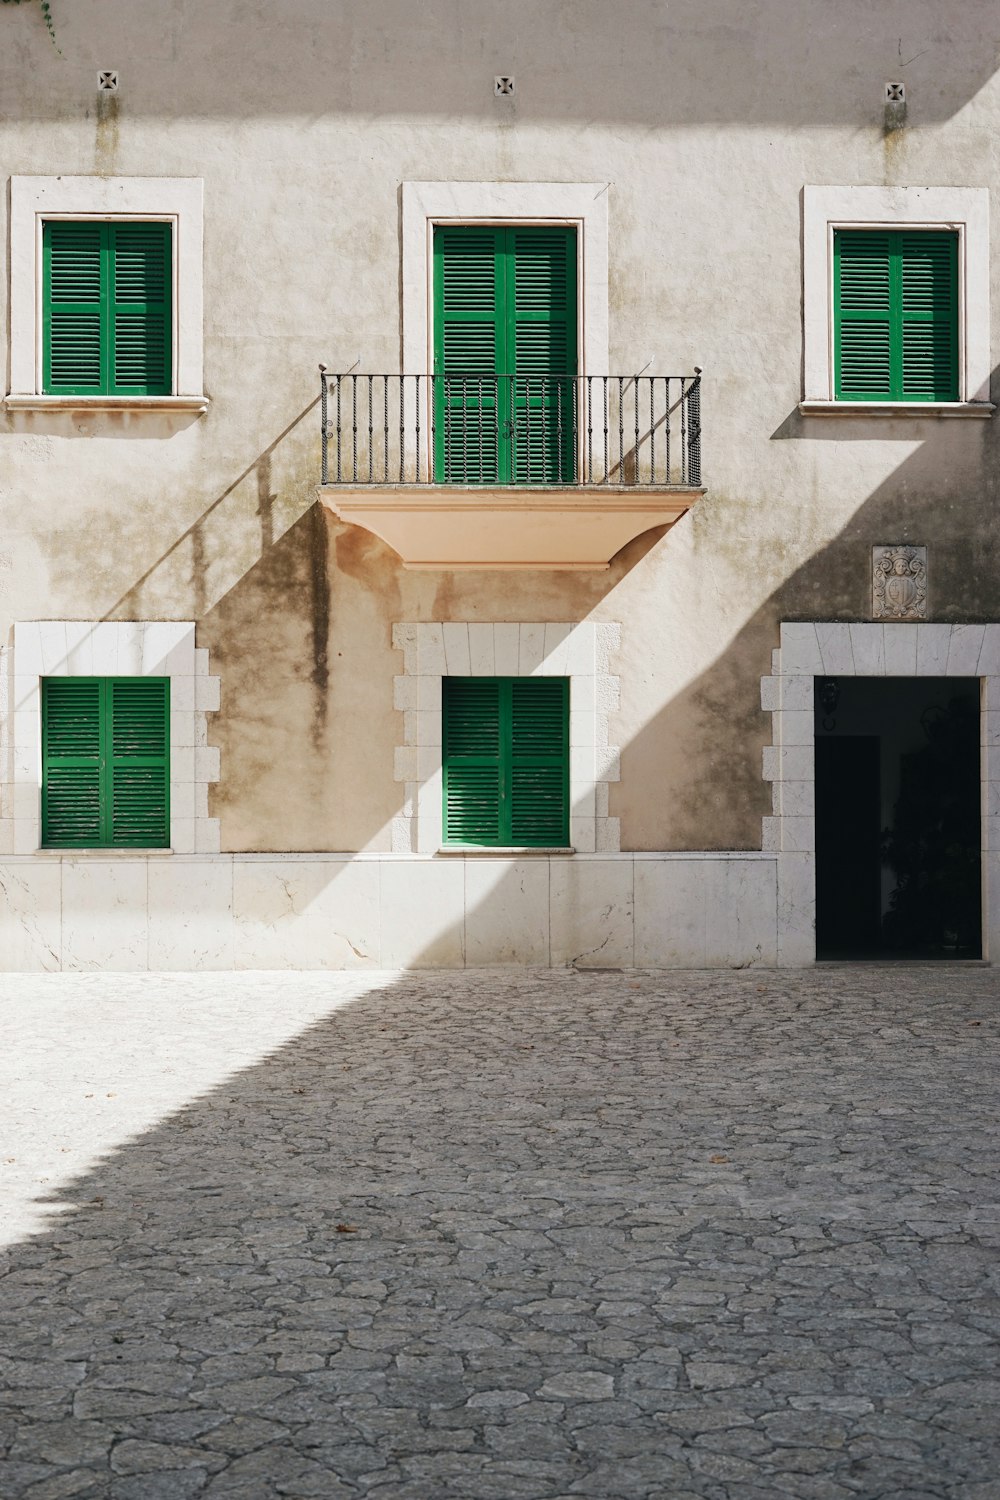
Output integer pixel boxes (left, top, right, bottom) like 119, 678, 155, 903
320, 371, 702, 489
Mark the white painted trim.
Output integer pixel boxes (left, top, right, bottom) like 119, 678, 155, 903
7, 176, 205, 399
401, 181, 610, 379
4, 395, 210, 414
798, 401, 994, 419
3, 622, 220, 856
802, 186, 991, 405
764, 622, 1000, 965
391, 621, 621, 855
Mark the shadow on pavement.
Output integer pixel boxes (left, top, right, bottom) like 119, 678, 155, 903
1, 967, 999, 1498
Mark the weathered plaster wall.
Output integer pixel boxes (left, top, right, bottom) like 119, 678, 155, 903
2, 0, 999, 853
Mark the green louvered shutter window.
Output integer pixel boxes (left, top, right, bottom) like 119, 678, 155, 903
433, 226, 577, 483
510, 228, 577, 483
442, 677, 569, 847
899, 232, 959, 400
43, 221, 172, 395
41, 679, 104, 846
111, 223, 172, 394
834, 229, 958, 401
42, 677, 170, 848
44, 221, 104, 394
108, 679, 170, 846
443, 677, 503, 844
434, 227, 505, 483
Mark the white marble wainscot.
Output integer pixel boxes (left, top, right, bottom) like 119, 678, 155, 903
763, 621, 1000, 966
392, 621, 622, 855
232, 858, 379, 970
465, 859, 551, 967
7, 621, 221, 856
550, 857, 635, 968
634, 853, 778, 968
148, 860, 235, 971
61, 859, 151, 972
0, 644, 13, 855
378, 858, 466, 968
0, 852, 779, 971
0, 859, 62, 971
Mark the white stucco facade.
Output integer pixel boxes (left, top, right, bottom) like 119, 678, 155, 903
2, 1, 1000, 968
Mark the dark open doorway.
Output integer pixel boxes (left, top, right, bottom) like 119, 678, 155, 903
814, 676, 981, 960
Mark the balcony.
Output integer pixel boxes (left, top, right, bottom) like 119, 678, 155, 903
317, 371, 705, 569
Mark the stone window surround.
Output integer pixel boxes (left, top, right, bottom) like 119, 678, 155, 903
6, 175, 207, 411
401, 181, 610, 382
762, 621, 1000, 966
800, 184, 992, 413
2, 622, 220, 855
391, 621, 621, 855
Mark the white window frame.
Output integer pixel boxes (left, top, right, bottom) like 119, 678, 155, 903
801, 185, 992, 415
6, 176, 207, 411
391, 621, 621, 855
401, 181, 610, 380
4, 622, 220, 855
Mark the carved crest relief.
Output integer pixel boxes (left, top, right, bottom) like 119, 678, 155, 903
873, 545, 927, 620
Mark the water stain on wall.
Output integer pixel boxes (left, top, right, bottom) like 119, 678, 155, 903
94, 90, 120, 175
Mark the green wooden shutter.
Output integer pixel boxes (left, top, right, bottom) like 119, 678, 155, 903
834, 230, 957, 401
442, 677, 568, 847
42, 679, 103, 846
43, 221, 172, 396
41, 677, 169, 848
510, 228, 577, 483
443, 677, 503, 844
509, 677, 570, 845
434, 227, 505, 482
834, 231, 893, 400
43, 221, 105, 394
434, 226, 578, 483
108, 678, 170, 846
111, 223, 172, 395
899, 232, 958, 400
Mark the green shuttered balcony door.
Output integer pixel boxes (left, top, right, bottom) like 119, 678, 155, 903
443, 677, 569, 847
43, 220, 173, 395
834, 229, 958, 401
42, 678, 170, 848
433, 225, 578, 484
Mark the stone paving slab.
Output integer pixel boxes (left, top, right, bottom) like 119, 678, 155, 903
0, 967, 998, 1498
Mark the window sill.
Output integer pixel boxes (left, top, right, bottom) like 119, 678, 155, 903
798, 400, 995, 419
436, 846, 576, 857
4, 394, 210, 414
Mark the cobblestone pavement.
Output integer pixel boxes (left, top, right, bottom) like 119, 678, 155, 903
1, 967, 999, 1500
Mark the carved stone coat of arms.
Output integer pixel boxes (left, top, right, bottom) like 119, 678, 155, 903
873, 545, 927, 620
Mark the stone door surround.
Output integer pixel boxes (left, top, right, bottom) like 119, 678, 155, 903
763, 622, 1000, 965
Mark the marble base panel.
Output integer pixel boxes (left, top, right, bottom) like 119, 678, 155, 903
0, 854, 779, 972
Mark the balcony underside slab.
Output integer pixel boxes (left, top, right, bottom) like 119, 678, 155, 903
317, 486, 706, 569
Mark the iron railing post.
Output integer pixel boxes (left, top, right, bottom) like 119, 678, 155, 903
687, 367, 702, 488
319, 365, 328, 486
351, 376, 358, 482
